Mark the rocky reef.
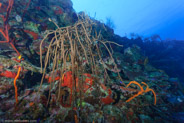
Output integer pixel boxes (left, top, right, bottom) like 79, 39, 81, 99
0, 0, 183, 123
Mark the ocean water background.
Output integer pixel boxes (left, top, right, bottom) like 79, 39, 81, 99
72, 0, 184, 40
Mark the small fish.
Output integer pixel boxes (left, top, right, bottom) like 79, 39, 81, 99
29, 102, 34, 107
18, 55, 22, 60
144, 57, 149, 66
66, 54, 70, 61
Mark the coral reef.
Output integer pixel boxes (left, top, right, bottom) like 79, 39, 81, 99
0, 0, 183, 122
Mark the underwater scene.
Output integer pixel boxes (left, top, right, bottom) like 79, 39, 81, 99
0, 0, 184, 122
